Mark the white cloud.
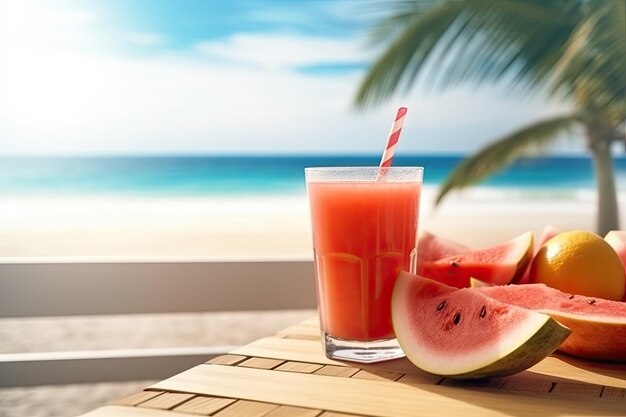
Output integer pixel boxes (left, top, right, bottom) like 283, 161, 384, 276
0, 0, 96, 52
0, 0, 94, 31
194, 33, 372, 69
0, 3, 573, 156
0, 46, 570, 155
121, 31, 166, 47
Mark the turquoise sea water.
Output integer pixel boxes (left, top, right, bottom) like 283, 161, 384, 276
1, 155, 625, 197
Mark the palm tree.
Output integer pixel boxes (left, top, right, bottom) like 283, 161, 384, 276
356, 0, 626, 235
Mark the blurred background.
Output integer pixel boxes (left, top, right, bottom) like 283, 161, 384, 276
1, 0, 624, 415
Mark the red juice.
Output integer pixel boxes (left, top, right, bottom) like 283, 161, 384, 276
307, 179, 420, 341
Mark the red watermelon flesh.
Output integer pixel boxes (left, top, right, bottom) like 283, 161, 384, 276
417, 231, 469, 262
604, 231, 626, 302
515, 224, 561, 284
392, 272, 570, 379
604, 231, 626, 266
476, 283, 626, 361
418, 232, 534, 288
604, 231, 626, 301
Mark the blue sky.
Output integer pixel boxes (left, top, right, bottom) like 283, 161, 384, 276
0, 0, 571, 155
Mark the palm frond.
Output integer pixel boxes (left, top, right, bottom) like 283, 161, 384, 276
356, 0, 580, 107
358, 0, 626, 111
550, 0, 626, 116
355, 1, 467, 107
437, 1, 569, 90
435, 113, 583, 205
366, 0, 438, 44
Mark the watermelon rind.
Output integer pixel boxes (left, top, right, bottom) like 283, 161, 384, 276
475, 283, 626, 361
392, 272, 571, 379
445, 318, 570, 379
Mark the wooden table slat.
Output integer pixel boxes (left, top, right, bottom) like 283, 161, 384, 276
395, 374, 442, 386
115, 390, 164, 406
265, 405, 323, 417
139, 392, 195, 410
173, 396, 236, 415
351, 369, 402, 382
213, 400, 279, 417
238, 357, 284, 370
314, 365, 360, 378
207, 355, 248, 366
79, 316, 626, 417
231, 337, 421, 376
602, 386, 626, 400
149, 363, 626, 417
440, 378, 506, 390
551, 382, 604, 397
233, 336, 626, 389
78, 405, 200, 417
275, 361, 324, 374
499, 375, 554, 393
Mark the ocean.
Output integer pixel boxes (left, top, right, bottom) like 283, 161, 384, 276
1, 154, 625, 198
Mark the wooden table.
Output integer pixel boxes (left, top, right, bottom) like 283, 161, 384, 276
79, 316, 626, 417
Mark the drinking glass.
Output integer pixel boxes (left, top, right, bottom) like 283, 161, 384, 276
305, 167, 423, 363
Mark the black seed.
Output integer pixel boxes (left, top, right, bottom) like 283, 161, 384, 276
588, 299, 596, 305
450, 261, 459, 268
436, 300, 447, 312
568, 294, 575, 300
453, 312, 461, 325
479, 306, 487, 318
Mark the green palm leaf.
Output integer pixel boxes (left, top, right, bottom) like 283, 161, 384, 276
549, 0, 626, 117
435, 114, 583, 204
356, 0, 625, 112
357, 0, 625, 233
355, 0, 580, 107
355, 1, 466, 107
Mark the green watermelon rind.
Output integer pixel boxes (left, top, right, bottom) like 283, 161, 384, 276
475, 283, 626, 361
441, 318, 570, 379
392, 272, 571, 379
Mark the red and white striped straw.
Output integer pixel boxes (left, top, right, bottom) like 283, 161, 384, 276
379, 107, 407, 167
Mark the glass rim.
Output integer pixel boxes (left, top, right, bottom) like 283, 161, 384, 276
305, 166, 423, 182
304, 166, 423, 172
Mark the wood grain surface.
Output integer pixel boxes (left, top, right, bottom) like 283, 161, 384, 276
77, 315, 626, 417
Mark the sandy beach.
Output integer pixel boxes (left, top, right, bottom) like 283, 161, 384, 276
0, 187, 619, 258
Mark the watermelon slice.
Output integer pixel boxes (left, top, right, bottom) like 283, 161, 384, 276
476, 283, 626, 361
392, 272, 570, 379
604, 231, 626, 302
514, 225, 561, 284
417, 231, 469, 263
418, 232, 534, 288
604, 230, 626, 265
605, 231, 626, 290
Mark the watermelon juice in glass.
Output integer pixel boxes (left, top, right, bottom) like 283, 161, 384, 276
305, 167, 422, 363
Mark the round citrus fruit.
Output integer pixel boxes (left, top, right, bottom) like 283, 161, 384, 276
529, 230, 626, 301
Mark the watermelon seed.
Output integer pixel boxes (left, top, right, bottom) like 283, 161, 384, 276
479, 306, 487, 318
436, 300, 447, 312
568, 295, 575, 299
587, 299, 596, 305
450, 261, 459, 268
453, 312, 461, 325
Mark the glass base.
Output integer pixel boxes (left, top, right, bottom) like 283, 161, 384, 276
323, 332, 405, 363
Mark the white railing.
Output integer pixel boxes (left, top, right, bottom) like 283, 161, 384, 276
0, 258, 317, 387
